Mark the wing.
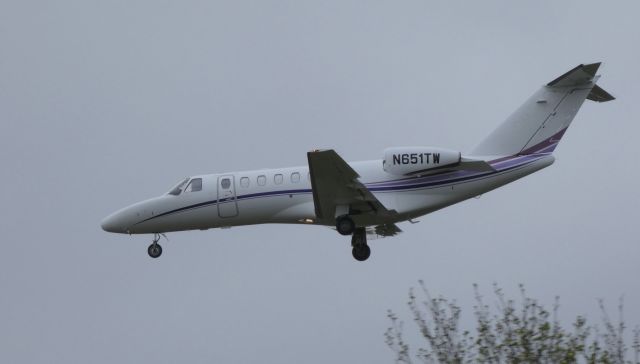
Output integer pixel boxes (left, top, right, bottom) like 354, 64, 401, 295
307, 149, 397, 225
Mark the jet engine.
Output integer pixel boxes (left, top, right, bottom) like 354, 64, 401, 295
383, 147, 461, 175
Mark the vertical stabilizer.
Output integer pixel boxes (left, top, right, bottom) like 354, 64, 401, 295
471, 63, 613, 156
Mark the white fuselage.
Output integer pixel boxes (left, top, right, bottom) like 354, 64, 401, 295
101, 154, 554, 235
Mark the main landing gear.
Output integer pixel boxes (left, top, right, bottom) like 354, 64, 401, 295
147, 233, 163, 258
351, 227, 370, 261
336, 215, 356, 235
337, 215, 371, 261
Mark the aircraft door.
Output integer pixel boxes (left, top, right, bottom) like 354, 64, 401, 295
217, 175, 238, 218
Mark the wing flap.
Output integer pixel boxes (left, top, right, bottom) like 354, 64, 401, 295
363, 223, 403, 240
547, 63, 600, 87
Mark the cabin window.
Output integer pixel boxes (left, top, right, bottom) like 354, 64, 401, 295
168, 178, 189, 196
257, 175, 266, 186
220, 178, 231, 189
291, 172, 300, 183
186, 178, 203, 192
240, 177, 250, 188
274, 174, 283, 185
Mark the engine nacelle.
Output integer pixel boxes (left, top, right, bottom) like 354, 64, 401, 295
383, 147, 461, 175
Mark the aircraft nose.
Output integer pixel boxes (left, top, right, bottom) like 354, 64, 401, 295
101, 197, 164, 234
101, 212, 128, 233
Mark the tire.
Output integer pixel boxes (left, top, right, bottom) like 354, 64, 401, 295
352, 244, 371, 261
148, 243, 162, 258
336, 216, 355, 236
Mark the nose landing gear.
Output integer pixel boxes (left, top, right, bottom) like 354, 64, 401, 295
147, 233, 165, 258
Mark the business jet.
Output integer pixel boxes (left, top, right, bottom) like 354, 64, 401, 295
101, 63, 613, 261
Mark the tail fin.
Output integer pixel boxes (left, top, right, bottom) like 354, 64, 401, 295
471, 63, 614, 156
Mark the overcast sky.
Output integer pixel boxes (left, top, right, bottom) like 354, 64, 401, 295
1, 1, 639, 363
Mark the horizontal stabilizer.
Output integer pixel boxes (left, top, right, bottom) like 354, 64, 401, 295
547, 63, 601, 87
587, 84, 615, 102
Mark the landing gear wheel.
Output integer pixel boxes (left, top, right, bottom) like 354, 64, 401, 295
352, 244, 371, 261
148, 243, 162, 258
351, 227, 370, 261
336, 216, 355, 236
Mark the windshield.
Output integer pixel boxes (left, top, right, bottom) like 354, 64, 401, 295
167, 178, 189, 196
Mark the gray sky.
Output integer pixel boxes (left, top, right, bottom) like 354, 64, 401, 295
1, 0, 639, 362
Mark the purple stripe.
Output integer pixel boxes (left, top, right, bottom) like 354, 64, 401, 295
370, 154, 543, 189
533, 143, 558, 154
135, 153, 548, 226
367, 128, 566, 187
368, 157, 543, 192
520, 128, 567, 155
135, 189, 313, 224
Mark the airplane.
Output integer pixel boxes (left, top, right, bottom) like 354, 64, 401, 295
101, 63, 614, 261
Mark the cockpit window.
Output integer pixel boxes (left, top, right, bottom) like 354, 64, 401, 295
168, 178, 189, 196
185, 178, 202, 192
